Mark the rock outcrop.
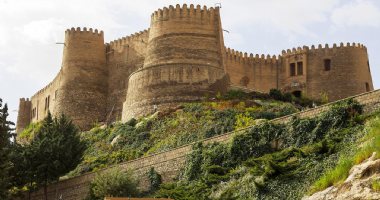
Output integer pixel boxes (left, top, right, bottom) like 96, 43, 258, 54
304, 152, 380, 200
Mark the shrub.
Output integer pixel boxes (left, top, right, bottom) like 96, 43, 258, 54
148, 167, 162, 192
223, 90, 246, 100
230, 122, 283, 163
269, 89, 284, 101
87, 168, 138, 200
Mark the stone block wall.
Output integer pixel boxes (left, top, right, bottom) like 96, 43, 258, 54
224, 48, 280, 92
105, 30, 149, 122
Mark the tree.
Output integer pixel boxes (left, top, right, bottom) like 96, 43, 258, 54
148, 167, 162, 192
30, 112, 85, 200
0, 98, 14, 199
87, 168, 138, 200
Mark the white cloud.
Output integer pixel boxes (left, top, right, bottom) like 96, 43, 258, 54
220, 0, 341, 37
20, 19, 65, 44
331, 0, 380, 28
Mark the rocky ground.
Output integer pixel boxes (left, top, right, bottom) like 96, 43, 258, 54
304, 152, 380, 200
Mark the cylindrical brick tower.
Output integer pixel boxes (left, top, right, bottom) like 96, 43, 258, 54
54, 27, 108, 129
122, 4, 229, 120
16, 98, 31, 133
305, 43, 374, 101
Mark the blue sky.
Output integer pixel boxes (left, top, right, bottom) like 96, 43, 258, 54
0, 0, 379, 125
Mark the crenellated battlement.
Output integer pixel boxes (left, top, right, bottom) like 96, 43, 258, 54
151, 4, 218, 24
107, 29, 149, 50
225, 47, 280, 64
19, 98, 30, 102
281, 42, 367, 56
31, 70, 62, 99
65, 27, 104, 36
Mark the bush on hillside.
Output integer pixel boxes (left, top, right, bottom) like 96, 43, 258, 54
86, 168, 138, 200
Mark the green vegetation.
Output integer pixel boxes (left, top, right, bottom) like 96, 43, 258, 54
148, 167, 162, 192
0, 98, 14, 199
152, 99, 375, 199
10, 90, 379, 199
9, 113, 85, 200
86, 168, 138, 200
310, 114, 380, 193
17, 122, 41, 144
68, 90, 301, 176
372, 179, 380, 192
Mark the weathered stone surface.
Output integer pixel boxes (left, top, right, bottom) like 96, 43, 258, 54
303, 153, 380, 200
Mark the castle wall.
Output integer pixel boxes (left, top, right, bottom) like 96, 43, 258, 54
305, 43, 373, 101
22, 89, 380, 200
29, 72, 62, 123
280, 47, 308, 96
224, 48, 280, 92
106, 30, 149, 122
54, 28, 108, 130
15, 98, 32, 133
122, 4, 228, 120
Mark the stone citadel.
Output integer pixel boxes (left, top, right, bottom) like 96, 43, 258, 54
16, 4, 374, 132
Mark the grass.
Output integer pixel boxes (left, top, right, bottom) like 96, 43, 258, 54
310, 158, 353, 193
372, 179, 380, 192
310, 115, 380, 194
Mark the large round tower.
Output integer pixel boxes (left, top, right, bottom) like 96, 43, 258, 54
122, 4, 229, 120
55, 27, 108, 129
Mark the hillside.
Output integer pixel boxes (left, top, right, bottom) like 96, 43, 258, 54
66, 90, 306, 177
149, 98, 380, 199
18, 90, 380, 199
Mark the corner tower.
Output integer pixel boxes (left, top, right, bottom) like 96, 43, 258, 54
122, 4, 228, 120
16, 98, 31, 133
280, 43, 374, 101
54, 27, 108, 129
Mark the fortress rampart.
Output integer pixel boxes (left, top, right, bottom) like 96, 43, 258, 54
16, 4, 374, 132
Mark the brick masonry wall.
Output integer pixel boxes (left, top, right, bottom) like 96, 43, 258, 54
224, 48, 280, 92
122, 5, 229, 121
23, 89, 380, 200
106, 30, 149, 122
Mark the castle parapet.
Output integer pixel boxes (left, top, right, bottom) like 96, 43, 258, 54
65, 27, 104, 36
151, 4, 216, 25
225, 47, 280, 65
281, 42, 367, 56
107, 29, 150, 51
